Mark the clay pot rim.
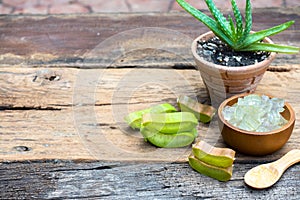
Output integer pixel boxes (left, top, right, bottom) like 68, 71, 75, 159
218, 93, 296, 136
191, 31, 277, 72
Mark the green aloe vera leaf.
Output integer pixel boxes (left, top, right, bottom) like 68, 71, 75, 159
177, 95, 216, 123
124, 103, 177, 129
140, 127, 197, 148
176, 0, 299, 53
189, 155, 233, 182
192, 141, 235, 168
143, 123, 199, 138
142, 112, 198, 134
237, 21, 295, 50
240, 42, 300, 54
228, 15, 237, 40
239, 0, 252, 44
230, 0, 243, 38
204, 0, 233, 40
175, 0, 234, 48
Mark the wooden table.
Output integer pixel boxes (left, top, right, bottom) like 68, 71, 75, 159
1, 8, 299, 199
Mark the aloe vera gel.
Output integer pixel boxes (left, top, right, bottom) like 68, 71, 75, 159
222, 94, 288, 132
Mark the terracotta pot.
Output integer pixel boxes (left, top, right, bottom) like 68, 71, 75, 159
191, 31, 277, 106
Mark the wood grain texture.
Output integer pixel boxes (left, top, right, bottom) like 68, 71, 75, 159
0, 161, 299, 199
0, 8, 299, 68
0, 67, 299, 162
0, 8, 300, 199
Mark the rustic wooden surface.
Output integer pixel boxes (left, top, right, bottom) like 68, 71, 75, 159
1, 160, 299, 199
0, 8, 300, 199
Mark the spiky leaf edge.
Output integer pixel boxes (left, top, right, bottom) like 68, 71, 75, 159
176, 0, 299, 54
237, 21, 296, 50
240, 42, 300, 54
238, 0, 252, 46
231, 0, 243, 40
176, 0, 235, 48
204, 0, 233, 41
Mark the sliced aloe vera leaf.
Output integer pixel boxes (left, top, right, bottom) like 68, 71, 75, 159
177, 95, 216, 123
143, 124, 199, 137
192, 141, 235, 168
142, 112, 198, 134
124, 103, 177, 129
140, 127, 197, 148
189, 155, 233, 182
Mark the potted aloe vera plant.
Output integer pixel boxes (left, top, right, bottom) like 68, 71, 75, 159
176, 0, 299, 105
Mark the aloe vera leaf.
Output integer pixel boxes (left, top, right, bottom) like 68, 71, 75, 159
189, 155, 233, 182
142, 112, 198, 134
239, 0, 252, 44
237, 20, 295, 50
140, 127, 196, 148
228, 15, 237, 40
231, 0, 243, 38
192, 141, 235, 168
204, 0, 233, 40
240, 42, 300, 54
143, 123, 199, 137
177, 95, 216, 123
175, 0, 234, 48
124, 103, 177, 129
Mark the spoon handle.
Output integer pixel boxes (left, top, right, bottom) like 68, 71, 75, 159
271, 149, 300, 173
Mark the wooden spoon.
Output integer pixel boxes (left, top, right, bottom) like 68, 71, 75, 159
244, 149, 300, 189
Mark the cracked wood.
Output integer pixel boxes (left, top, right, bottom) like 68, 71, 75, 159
0, 67, 299, 162
0, 9, 300, 199
0, 161, 299, 199
0, 8, 299, 68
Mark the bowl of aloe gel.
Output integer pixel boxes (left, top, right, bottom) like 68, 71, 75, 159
218, 93, 295, 156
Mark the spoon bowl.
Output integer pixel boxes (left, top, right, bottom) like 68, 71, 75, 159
244, 149, 300, 189
244, 164, 281, 189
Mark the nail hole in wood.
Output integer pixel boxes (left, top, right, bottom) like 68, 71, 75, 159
46, 75, 60, 81
13, 146, 31, 152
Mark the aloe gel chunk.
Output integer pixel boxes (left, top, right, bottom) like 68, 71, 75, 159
222, 94, 288, 132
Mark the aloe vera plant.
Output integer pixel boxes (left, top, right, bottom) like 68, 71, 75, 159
176, 0, 299, 54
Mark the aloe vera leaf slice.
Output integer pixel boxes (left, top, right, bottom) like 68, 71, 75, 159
140, 127, 196, 148
192, 141, 235, 168
124, 103, 177, 129
142, 112, 198, 134
177, 95, 216, 123
142, 124, 199, 137
189, 155, 233, 182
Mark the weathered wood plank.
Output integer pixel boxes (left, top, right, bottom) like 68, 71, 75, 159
1, 107, 298, 162
1, 66, 299, 108
0, 8, 299, 68
0, 67, 299, 162
0, 161, 299, 199
0, 68, 207, 108
0, 106, 300, 162
0, 9, 299, 199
